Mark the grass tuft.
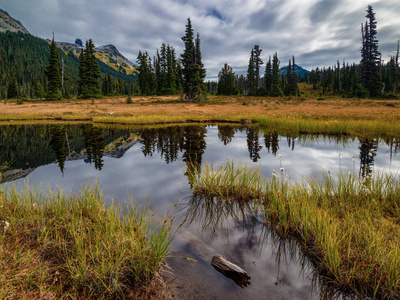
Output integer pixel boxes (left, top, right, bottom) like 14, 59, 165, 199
188, 161, 400, 299
0, 183, 174, 299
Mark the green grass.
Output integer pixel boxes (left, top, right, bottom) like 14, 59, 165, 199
188, 161, 400, 299
0, 183, 175, 299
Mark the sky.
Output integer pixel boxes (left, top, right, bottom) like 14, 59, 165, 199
1, 0, 400, 80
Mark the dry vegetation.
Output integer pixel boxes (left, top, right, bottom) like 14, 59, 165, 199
0, 184, 175, 299
1, 90, 399, 123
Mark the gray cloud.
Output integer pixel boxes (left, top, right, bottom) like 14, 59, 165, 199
1, 0, 399, 80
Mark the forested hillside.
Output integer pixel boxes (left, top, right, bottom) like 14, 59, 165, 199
0, 31, 137, 99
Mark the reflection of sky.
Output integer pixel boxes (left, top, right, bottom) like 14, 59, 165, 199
204, 127, 400, 181
5, 125, 400, 300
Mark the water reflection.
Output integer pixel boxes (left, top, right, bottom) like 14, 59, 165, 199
358, 138, 377, 177
2, 124, 400, 183
82, 125, 106, 171
1, 123, 399, 299
218, 125, 236, 145
246, 128, 262, 162
185, 193, 354, 299
264, 131, 280, 156
49, 125, 68, 174
186, 194, 259, 237
0, 124, 140, 181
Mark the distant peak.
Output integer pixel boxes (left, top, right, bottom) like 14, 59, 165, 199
0, 8, 30, 34
97, 44, 117, 50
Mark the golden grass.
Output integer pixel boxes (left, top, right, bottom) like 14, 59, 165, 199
0, 183, 175, 299
1, 93, 400, 135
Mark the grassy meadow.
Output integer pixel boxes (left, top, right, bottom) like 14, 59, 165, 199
1, 85, 400, 298
1, 83, 400, 136
187, 161, 400, 299
0, 183, 175, 299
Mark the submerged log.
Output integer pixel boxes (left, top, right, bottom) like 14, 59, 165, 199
211, 255, 251, 288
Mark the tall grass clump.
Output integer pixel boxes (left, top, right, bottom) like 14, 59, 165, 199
188, 161, 400, 299
0, 183, 174, 299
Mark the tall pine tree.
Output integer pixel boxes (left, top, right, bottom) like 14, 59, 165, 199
270, 52, 283, 97
217, 64, 238, 95
46, 38, 62, 100
181, 18, 206, 101
360, 5, 382, 97
78, 39, 101, 98
264, 56, 272, 95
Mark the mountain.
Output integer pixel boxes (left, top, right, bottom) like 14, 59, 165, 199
57, 41, 137, 76
279, 64, 310, 77
0, 8, 29, 34
0, 8, 137, 78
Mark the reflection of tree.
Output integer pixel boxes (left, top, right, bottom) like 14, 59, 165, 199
286, 136, 296, 151
82, 125, 105, 171
384, 137, 400, 163
246, 128, 262, 162
140, 127, 185, 163
140, 129, 158, 157
218, 125, 236, 145
358, 138, 377, 178
186, 194, 259, 236
158, 127, 184, 164
0, 125, 57, 170
264, 132, 279, 156
182, 126, 207, 171
49, 125, 68, 174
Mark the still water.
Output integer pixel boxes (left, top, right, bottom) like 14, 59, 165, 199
1, 124, 400, 299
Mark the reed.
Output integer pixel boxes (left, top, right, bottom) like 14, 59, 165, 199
188, 161, 400, 299
0, 182, 174, 299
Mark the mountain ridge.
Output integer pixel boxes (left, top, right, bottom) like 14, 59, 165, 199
0, 8, 29, 34
279, 64, 310, 77
0, 8, 137, 76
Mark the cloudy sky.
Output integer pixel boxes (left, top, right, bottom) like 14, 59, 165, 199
1, 0, 399, 80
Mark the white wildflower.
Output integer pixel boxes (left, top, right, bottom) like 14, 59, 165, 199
2, 221, 10, 231
278, 154, 282, 160
272, 170, 277, 178
280, 167, 284, 172
352, 155, 355, 161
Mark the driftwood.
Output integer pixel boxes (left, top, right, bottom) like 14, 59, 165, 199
211, 255, 251, 287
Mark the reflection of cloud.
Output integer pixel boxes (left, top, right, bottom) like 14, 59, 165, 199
5, 125, 400, 299
2, 0, 400, 79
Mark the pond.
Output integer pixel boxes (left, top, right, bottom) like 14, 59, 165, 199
1, 123, 400, 299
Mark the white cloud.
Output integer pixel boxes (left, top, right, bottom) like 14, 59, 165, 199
1, 0, 399, 79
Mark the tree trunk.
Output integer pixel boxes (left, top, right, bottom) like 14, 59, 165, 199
211, 255, 251, 288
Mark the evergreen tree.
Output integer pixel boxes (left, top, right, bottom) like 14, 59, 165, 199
34, 80, 45, 99
181, 18, 206, 101
285, 59, 292, 95
217, 63, 238, 95
166, 45, 177, 94
253, 45, 263, 89
246, 45, 263, 95
136, 51, 155, 95
246, 48, 256, 95
264, 56, 272, 95
46, 38, 62, 100
360, 5, 382, 97
78, 39, 101, 98
290, 56, 298, 95
7, 77, 20, 99
194, 33, 206, 93
270, 52, 283, 97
